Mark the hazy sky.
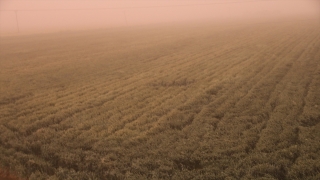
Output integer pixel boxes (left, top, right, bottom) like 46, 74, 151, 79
0, 0, 319, 33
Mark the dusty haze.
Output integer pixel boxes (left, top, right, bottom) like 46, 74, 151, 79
0, 0, 319, 34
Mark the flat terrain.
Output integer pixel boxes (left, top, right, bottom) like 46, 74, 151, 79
0, 20, 320, 179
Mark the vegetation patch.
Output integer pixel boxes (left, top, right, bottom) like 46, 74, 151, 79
0, 21, 319, 179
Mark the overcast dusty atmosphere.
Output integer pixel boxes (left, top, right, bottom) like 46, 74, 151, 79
1, 1, 320, 180
0, 0, 319, 34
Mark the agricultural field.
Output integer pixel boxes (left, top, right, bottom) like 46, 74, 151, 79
0, 20, 320, 180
